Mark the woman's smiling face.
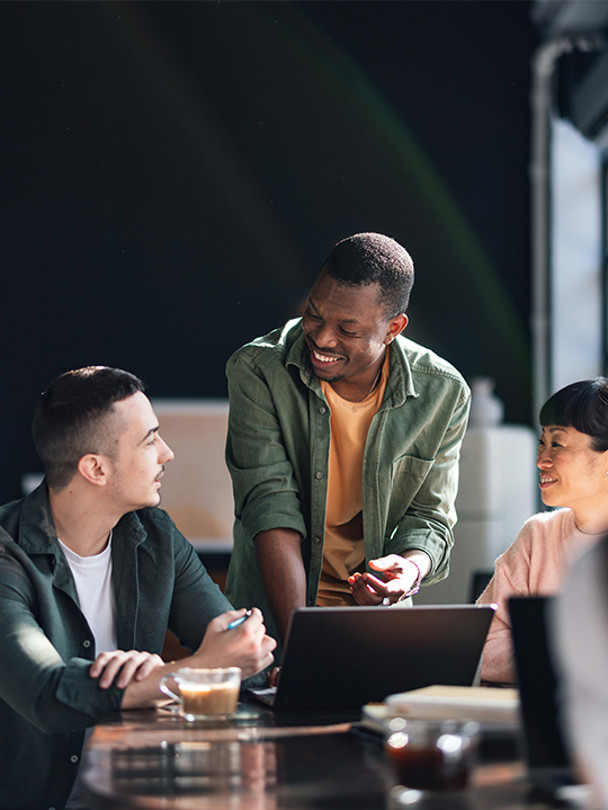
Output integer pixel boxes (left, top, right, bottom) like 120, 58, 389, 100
537, 425, 608, 511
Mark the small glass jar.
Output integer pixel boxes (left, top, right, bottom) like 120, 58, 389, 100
384, 717, 480, 806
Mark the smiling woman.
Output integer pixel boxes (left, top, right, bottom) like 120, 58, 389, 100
537, 426, 608, 525
476, 377, 608, 684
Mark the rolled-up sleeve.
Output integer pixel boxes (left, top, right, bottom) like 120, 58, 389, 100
226, 351, 308, 544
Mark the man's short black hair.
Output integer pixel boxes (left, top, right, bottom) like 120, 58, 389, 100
540, 377, 608, 452
32, 366, 145, 491
323, 232, 415, 318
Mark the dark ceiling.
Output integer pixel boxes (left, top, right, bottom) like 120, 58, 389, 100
1, 1, 546, 499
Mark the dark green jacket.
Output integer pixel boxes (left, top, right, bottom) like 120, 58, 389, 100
0, 484, 231, 810
224, 319, 470, 652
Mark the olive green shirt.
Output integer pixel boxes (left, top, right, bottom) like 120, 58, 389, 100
224, 319, 470, 649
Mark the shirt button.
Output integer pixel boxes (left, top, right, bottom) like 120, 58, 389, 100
314, 471, 324, 479
82, 640, 91, 648
70, 754, 79, 763
319, 406, 327, 414
313, 536, 322, 545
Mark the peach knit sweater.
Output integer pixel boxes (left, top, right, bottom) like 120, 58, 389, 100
477, 508, 600, 684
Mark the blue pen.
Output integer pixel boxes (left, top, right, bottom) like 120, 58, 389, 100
226, 609, 252, 630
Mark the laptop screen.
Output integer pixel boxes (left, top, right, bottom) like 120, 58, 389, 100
265, 604, 494, 714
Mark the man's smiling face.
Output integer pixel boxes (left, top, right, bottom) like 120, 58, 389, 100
301, 268, 406, 392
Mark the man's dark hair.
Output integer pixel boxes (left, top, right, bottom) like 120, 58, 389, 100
32, 366, 145, 491
323, 232, 415, 318
540, 377, 608, 452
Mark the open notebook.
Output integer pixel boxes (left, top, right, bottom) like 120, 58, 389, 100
250, 604, 494, 716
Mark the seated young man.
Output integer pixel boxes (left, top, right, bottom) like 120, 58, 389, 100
0, 366, 276, 810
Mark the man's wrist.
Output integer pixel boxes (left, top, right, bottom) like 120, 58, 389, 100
400, 558, 423, 599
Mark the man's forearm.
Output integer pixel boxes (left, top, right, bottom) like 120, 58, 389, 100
120, 609, 276, 708
255, 528, 306, 646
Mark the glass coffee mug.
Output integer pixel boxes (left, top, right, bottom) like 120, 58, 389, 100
384, 717, 480, 806
159, 667, 242, 722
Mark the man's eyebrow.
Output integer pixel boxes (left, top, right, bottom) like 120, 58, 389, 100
307, 295, 319, 313
139, 426, 160, 444
307, 295, 360, 325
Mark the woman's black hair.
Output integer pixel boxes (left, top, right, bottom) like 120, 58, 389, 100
539, 377, 608, 452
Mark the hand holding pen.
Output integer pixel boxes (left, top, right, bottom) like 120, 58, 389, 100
192, 608, 276, 679
226, 609, 253, 631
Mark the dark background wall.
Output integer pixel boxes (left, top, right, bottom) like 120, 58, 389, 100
1, 1, 539, 501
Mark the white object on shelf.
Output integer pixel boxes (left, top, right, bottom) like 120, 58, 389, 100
469, 377, 504, 427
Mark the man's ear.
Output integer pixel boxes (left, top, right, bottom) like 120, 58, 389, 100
385, 313, 408, 344
77, 454, 109, 487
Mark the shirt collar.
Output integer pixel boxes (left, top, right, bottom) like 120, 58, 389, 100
17, 482, 60, 555
16, 482, 147, 557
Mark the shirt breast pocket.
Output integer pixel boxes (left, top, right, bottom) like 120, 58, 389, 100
387, 455, 436, 526
391, 454, 434, 483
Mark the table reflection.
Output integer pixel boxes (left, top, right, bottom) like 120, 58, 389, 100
80, 706, 553, 810
103, 739, 277, 808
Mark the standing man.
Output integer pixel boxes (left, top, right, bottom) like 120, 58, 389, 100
0, 366, 276, 810
224, 232, 470, 654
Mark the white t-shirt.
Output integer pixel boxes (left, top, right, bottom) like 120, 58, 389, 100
58, 534, 117, 654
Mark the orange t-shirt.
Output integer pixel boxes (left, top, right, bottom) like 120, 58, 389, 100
316, 353, 389, 606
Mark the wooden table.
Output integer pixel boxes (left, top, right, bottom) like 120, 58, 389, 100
80, 703, 554, 810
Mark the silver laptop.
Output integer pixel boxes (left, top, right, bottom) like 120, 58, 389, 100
250, 604, 494, 717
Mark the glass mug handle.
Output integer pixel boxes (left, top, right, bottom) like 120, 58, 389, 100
159, 672, 180, 702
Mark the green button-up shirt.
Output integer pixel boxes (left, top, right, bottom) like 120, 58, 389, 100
224, 319, 470, 648
0, 484, 231, 810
